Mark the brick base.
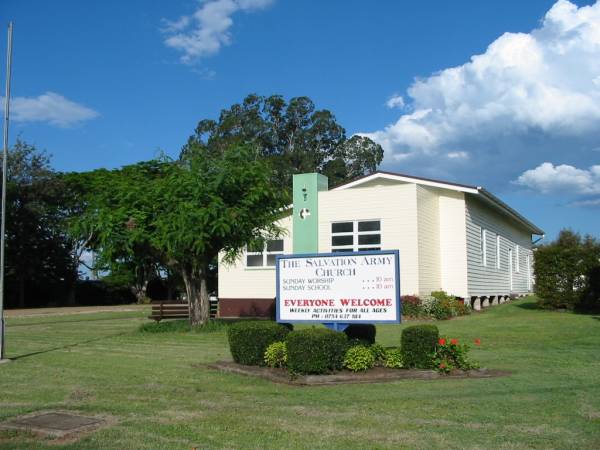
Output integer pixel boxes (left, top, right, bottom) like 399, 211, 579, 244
218, 298, 275, 318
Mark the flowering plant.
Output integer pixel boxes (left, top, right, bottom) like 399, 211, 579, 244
432, 337, 479, 373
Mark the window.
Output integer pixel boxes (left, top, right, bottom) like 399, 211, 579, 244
246, 239, 284, 267
331, 220, 381, 252
496, 235, 501, 269
481, 228, 487, 266
515, 245, 520, 272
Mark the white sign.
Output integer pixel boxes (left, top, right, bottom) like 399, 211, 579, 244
276, 250, 400, 323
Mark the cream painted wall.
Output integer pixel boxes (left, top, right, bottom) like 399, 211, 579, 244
438, 190, 469, 298
217, 215, 292, 299
416, 186, 441, 296
318, 183, 420, 296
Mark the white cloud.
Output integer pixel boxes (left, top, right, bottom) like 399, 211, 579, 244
386, 94, 405, 109
362, 0, 600, 186
515, 162, 600, 195
4, 92, 99, 127
162, 0, 274, 64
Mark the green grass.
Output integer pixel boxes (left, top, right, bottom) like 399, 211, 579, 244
1, 298, 599, 449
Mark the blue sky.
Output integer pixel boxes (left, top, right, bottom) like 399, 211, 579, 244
1, 0, 599, 240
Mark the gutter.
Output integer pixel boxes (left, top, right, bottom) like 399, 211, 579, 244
476, 188, 545, 236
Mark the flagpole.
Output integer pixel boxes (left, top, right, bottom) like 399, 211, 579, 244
1, 21, 14, 362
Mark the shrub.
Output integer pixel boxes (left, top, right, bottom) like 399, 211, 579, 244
369, 343, 387, 365
401, 324, 439, 369
432, 337, 479, 373
401, 295, 423, 318
425, 291, 470, 320
227, 321, 290, 366
264, 341, 287, 368
286, 327, 348, 374
384, 348, 404, 369
343, 324, 376, 345
344, 345, 375, 372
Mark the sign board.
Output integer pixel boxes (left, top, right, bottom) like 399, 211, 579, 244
276, 250, 400, 324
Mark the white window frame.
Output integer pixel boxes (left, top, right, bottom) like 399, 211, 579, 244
481, 228, 487, 266
331, 220, 381, 252
245, 239, 284, 269
496, 234, 501, 269
515, 245, 520, 273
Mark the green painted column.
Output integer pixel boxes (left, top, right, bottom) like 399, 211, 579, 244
292, 173, 328, 254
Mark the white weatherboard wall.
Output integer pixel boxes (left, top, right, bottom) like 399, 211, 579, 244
465, 196, 533, 297
318, 183, 420, 296
416, 186, 441, 296
218, 215, 292, 299
438, 190, 469, 298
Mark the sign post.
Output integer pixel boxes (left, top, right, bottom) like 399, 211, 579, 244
276, 250, 401, 329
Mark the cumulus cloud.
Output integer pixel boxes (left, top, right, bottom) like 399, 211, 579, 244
516, 162, 600, 194
3, 92, 99, 127
385, 94, 405, 109
361, 0, 600, 192
162, 0, 274, 64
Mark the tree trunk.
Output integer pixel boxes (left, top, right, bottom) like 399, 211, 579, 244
132, 280, 149, 304
182, 264, 210, 327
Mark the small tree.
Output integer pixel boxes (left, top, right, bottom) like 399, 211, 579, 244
534, 229, 600, 310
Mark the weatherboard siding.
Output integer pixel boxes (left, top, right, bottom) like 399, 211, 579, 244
217, 215, 292, 300
465, 195, 533, 297
416, 186, 441, 296
318, 183, 420, 296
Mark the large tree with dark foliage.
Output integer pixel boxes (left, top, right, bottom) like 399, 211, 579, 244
71, 144, 288, 325
3, 140, 77, 307
534, 229, 600, 310
180, 94, 384, 187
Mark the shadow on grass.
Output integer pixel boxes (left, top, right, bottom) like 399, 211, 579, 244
9, 332, 129, 361
514, 301, 544, 311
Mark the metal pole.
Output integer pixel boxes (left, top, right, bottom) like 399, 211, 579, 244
1, 22, 14, 361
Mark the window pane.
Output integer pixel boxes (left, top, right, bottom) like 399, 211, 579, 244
360, 247, 381, 251
267, 239, 283, 252
247, 242, 263, 253
359, 234, 381, 245
332, 248, 352, 253
332, 235, 353, 246
332, 222, 353, 233
266, 254, 277, 266
358, 220, 380, 232
246, 255, 263, 267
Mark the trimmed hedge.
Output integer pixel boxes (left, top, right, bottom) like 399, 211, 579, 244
401, 324, 439, 369
227, 321, 290, 366
286, 327, 348, 374
343, 324, 376, 345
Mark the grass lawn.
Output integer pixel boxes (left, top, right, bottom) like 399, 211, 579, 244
0, 297, 599, 449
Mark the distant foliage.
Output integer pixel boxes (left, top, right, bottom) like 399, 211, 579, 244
344, 345, 375, 372
227, 321, 290, 366
402, 292, 470, 320
401, 325, 440, 369
535, 230, 600, 310
285, 328, 348, 374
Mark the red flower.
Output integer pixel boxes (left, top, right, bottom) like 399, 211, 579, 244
474, 338, 481, 345
439, 362, 446, 369
450, 338, 458, 345
438, 338, 446, 345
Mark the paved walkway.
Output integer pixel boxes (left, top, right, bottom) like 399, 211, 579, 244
4, 304, 148, 318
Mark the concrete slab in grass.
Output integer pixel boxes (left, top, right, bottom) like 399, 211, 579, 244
0, 411, 113, 439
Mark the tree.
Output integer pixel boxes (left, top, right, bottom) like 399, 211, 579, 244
74, 144, 288, 325
180, 94, 384, 187
2, 140, 77, 307
534, 229, 600, 310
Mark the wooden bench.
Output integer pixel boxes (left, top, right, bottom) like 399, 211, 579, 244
148, 301, 189, 322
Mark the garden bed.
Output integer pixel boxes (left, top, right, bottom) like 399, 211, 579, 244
206, 361, 510, 386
